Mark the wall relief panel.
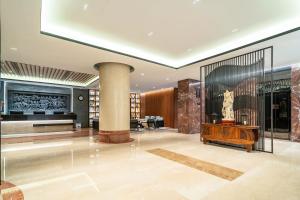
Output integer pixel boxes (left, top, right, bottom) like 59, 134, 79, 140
8, 90, 70, 114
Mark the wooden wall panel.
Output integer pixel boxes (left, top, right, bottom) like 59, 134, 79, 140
140, 88, 176, 128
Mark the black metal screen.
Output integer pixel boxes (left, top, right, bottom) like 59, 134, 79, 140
200, 47, 273, 152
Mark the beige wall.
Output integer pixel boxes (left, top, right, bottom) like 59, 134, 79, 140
99, 63, 131, 131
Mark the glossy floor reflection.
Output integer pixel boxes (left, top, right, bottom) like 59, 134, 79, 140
1, 130, 300, 200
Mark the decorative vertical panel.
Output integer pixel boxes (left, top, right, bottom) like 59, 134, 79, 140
200, 47, 273, 152
291, 64, 300, 142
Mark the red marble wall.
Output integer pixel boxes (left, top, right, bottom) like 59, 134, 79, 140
177, 79, 201, 134
291, 64, 300, 142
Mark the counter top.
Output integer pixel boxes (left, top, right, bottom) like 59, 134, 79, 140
2, 114, 77, 121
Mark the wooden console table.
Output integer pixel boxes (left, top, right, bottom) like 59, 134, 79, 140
201, 123, 259, 152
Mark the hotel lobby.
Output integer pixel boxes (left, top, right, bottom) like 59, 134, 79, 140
1, 0, 300, 199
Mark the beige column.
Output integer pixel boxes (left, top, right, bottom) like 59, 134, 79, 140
94, 62, 134, 143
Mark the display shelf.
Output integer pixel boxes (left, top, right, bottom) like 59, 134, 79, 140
130, 92, 141, 119
89, 89, 100, 127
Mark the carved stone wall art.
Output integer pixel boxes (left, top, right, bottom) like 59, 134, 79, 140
8, 90, 70, 114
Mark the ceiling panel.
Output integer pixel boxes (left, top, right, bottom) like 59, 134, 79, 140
1, 61, 98, 87
41, 0, 300, 67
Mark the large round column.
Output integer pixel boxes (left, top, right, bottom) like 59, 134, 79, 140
94, 62, 134, 143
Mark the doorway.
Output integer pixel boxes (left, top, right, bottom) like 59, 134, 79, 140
265, 67, 291, 140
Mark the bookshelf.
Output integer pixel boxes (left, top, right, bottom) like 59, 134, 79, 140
130, 93, 141, 119
89, 89, 99, 127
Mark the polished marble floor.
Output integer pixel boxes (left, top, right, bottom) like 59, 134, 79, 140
1, 129, 300, 200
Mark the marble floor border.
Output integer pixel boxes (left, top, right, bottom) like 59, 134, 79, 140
147, 148, 243, 181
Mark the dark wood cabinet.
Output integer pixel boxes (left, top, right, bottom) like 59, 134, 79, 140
201, 123, 259, 152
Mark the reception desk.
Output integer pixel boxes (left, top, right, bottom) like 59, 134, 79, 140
1, 114, 77, 135
201, 123, 259, 152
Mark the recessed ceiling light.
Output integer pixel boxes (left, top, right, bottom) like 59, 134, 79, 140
232, 28, 239, 33
10, 47, 18, 51
83, 4, 88, 11
192, 0, 201, 5
140, 73, 145, 76
147, 32, 154, 37
152, 86, 156, 89
166, 77, 170, 81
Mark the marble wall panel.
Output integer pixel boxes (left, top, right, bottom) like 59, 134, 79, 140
291, 64, 300, 142
177, 79, 201, 134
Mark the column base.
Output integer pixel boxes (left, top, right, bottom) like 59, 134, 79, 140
99, 130, 134, 144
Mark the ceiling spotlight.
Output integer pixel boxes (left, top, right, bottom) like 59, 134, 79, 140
10, 47, 18, 51
147, 32, 154, 37
83, 4, 88, 11
166, 77, 170, 81
192, 0, 201, 5
140, 73, 145, 76
231, 28, 239, 33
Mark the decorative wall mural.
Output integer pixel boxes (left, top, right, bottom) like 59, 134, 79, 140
8, 90, 70, 114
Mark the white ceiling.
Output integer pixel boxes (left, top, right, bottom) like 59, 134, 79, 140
1, 0, 300, 91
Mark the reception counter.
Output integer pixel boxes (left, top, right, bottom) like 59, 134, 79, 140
1, 114, 77, 135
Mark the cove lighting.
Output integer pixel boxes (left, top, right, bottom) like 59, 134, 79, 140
1, 73, 99, 87
41, 0, 300, 69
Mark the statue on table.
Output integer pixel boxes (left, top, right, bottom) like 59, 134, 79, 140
222, 90, 234, 121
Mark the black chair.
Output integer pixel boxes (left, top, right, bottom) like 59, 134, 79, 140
93, 118, 99, 131
147, 118, 156, 129
155, 119, 164, 128
53, 111, 64, 115
130, 119, 139, 130
10, 111, 24, 115
130, 119, 143, 131
33, 111, 45, 115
